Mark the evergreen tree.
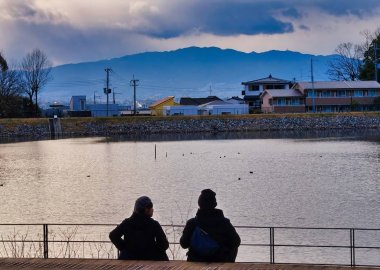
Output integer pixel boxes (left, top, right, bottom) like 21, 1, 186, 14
359, 29, 380, 82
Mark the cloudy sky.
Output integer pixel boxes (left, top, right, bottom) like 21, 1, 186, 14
1, 0, 380, 65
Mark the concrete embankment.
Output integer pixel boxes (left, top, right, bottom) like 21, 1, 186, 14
0, 112, 379, 140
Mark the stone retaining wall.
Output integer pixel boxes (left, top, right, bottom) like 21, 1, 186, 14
0, 114, 380, 139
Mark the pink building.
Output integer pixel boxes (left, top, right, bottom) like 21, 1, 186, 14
261, 89, 305, 113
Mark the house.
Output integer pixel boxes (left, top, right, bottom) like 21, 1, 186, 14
162, 105, 199, 116
242, 75, 292, 111
149, 96, 178, 116
162, 99, 249, 116
294, 81, 380, 112
70, 96, 86, 111
69, 95, 123, 117
200, 100, 249, 115
261, 89, 305, 113
69, 96, 91, 117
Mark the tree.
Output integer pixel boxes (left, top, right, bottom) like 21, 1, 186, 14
0, 53, 25, 117
374, 97, 380, 110
359, 28, 380, 82
0, 52, 8, 72
327, 42, 362, 81
21, 49, 52, 116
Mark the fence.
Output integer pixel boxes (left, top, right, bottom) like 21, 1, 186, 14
0, 224, 379, 267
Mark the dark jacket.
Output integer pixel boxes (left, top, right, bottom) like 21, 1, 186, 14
109, 213, 169, 260
180, 208, 241, 262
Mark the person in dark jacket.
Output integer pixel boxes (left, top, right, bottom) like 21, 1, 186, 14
109, 196, 169, 260
180, 189, 241, 262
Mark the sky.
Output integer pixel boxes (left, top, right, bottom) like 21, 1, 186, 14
1, 0, 380, 66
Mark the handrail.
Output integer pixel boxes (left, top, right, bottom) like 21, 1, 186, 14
0, 224, 379, 267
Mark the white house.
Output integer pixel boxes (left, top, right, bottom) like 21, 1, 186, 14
162, 100, 249, 116
200, 100, 249, 115
162, 105, 199, 116
70, 96, 86, 111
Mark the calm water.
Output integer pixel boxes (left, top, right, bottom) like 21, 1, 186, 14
0, 131, 379, 263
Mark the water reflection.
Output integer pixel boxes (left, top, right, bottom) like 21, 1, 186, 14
1, 128, 380, 144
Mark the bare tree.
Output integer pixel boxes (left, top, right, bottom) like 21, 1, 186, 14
0, 54, 24, 117
327, 42, 362, 81
21, 49, 52, 115
0, 65, 22, 97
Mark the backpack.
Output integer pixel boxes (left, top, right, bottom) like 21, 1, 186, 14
190, 225, 220, 257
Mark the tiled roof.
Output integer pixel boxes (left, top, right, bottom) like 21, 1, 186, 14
227, 96, 244, 101
263, 89, 303, 98
297, 81, 380, 90
180, 96, 222, 105
199, 100, 230, 107
149, 96, 175, 108
242, 74, 291, 85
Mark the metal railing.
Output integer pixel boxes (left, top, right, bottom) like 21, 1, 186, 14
0, 224, 379, 267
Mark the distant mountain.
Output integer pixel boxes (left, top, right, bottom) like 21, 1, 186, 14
43, 47, 335, 105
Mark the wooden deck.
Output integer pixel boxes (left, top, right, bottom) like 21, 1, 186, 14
0, 259, 378, 270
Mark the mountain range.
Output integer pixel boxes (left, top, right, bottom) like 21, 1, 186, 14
44, 47, 336, 105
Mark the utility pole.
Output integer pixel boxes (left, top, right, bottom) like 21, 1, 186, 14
113, 87, 117, 104
130, 75, 139, 115
311, 58, 316, 113
104, 68, 112, 116
375, 43, 378, 82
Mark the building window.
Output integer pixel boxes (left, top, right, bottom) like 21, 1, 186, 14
369, 90, 377, 96
269, 99, 272, 105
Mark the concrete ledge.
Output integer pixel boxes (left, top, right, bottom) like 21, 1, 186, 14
0, 259, 378, 270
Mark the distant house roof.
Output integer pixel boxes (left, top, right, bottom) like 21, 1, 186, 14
242, 74, 291, 85
199, 100, 230, 107
180, 96, 222, 105
262, 89, 303, 98
227, 96, 244, 101
296, 81, 380, 90
149, 96, 175, 108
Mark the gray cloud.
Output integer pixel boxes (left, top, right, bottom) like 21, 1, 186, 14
282, 8, 302, 19
1, 0, 380, 65
132, 1, 295, 38
117, 0, 380, 39
310, 0, 380, 17
299, 25, 310, 31
2, 0, 64, 23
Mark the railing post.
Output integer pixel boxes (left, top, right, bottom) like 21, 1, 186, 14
43, 224, 49, 259
350, 229, 355, 267
269, 227, 275, 264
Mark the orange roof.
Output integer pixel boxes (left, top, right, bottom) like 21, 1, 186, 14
149, 96, 175, 108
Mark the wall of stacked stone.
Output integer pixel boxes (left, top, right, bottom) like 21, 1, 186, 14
0, 115, 379, 139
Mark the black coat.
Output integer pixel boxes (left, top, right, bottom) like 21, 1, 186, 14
180, 208, 241, 262
109, 213, 169, 260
